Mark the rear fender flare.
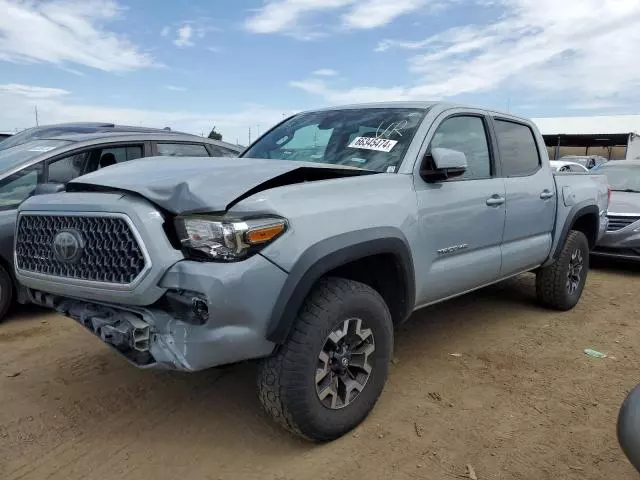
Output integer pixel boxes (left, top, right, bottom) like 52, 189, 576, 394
546, 202, 599, 265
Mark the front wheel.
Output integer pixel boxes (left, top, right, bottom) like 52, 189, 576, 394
536, 230, 589, 310
257, 277, 393, 441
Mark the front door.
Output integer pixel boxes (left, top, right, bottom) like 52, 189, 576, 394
413, 113, 506, 305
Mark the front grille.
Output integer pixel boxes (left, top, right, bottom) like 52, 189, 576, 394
16, 214, 147, 285
606, 215, 640, 232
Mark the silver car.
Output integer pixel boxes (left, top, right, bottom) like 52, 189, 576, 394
593, 160, 640, 260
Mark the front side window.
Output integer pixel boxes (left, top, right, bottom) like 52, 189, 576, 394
97, 145, 143, 168
429, 116, 491, 180
48, 152, 90, 184
157, 143, 209, 157
495, 120, 540, 177
242, 108, 428, 173
0, 162, 43, 210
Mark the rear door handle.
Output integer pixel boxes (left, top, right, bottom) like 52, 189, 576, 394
540, 190, 554, 200
486, 195, 505, 207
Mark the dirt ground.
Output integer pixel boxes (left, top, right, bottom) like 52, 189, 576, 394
1, 262, 639, 480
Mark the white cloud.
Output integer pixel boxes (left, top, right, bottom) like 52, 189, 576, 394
160, 26, 171, 37
294, 0, 640, 109
164, 85, 187, 92
0, 83, 295, 145
312, 69, 338, 76
174, 24, 194, 47
245, 0, 430, 36
0, 0, 155, 72
343, 0, 427, 29
0, 84, 70, 99
290, 79, 412, 103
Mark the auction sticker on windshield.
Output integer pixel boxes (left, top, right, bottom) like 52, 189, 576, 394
348, 136, 398, 152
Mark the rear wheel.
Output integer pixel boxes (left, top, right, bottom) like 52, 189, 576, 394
257, 277, 393, 441
536, 230, 589, 310
0, 265, 13, 323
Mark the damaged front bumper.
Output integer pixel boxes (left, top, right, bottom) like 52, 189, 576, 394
25, 251, 288, 371
16, 192, 288, 372
28, 253, 287, 371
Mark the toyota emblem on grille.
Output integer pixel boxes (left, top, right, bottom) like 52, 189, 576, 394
52, 229, 84, 263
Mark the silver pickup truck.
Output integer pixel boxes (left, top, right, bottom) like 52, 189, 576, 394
14, 102, 609, 441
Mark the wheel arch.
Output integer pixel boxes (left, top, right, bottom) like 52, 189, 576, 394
550, 203, 600, 262
266, 228, 415, 344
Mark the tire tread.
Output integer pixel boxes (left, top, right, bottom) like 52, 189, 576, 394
257, 277, 392, 441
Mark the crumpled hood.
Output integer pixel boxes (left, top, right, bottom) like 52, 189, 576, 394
67, 156, 372, 214
609, 191, 640, 214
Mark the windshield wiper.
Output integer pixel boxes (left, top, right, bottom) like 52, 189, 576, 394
612, 189, 640, 193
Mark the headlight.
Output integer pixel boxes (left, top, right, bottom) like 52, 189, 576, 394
175, 215, 287, 261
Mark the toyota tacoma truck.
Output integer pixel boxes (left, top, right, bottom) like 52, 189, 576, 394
14, 102, 609, 442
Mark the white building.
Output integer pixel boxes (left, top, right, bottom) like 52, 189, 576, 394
531, 115, 640, 160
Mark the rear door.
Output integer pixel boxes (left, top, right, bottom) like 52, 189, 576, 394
492, 118, 557, 276
413, 111, 506, 305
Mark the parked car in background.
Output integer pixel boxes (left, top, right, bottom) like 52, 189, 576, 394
560, 155, 608, 169
14, 102, 608, 441
0, 132, 13, 142
0, 128, 242, 321
592, 160, 640, 261
550, 160, 589, 173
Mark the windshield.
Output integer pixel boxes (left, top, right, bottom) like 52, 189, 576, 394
598, 163, 640, 192
0, 125, 99, 151
0, 139, 71, 172
242, 108, 428, 173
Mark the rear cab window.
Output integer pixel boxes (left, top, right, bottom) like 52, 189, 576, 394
494, 120, 541, 177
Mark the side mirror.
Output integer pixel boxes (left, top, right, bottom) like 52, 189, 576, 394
420, 147, 467, 182
34, 183, 65, 196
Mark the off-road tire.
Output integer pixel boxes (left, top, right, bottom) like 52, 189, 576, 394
0, 265, 12, 323
257, 277, 393, 442
536, 230, 589, 310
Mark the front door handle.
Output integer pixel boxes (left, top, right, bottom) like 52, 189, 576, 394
540, 190, 554, 200
486, 195, 505, 207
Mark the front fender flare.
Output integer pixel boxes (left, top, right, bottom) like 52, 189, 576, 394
265, 227, 415, 344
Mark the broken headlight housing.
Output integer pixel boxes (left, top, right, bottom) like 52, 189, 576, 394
174, 215, 287, 262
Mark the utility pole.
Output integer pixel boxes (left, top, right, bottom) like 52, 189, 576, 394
256, 123, 261, 137
34, 105, 39, 126
248, 126, 251, 145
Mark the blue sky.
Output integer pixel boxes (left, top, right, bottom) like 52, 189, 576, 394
0, 0, 639, 144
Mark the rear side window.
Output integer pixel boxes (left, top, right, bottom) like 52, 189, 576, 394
494, 120, 540, 177
208, 145, 240, 158
157, 143, 209, 157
